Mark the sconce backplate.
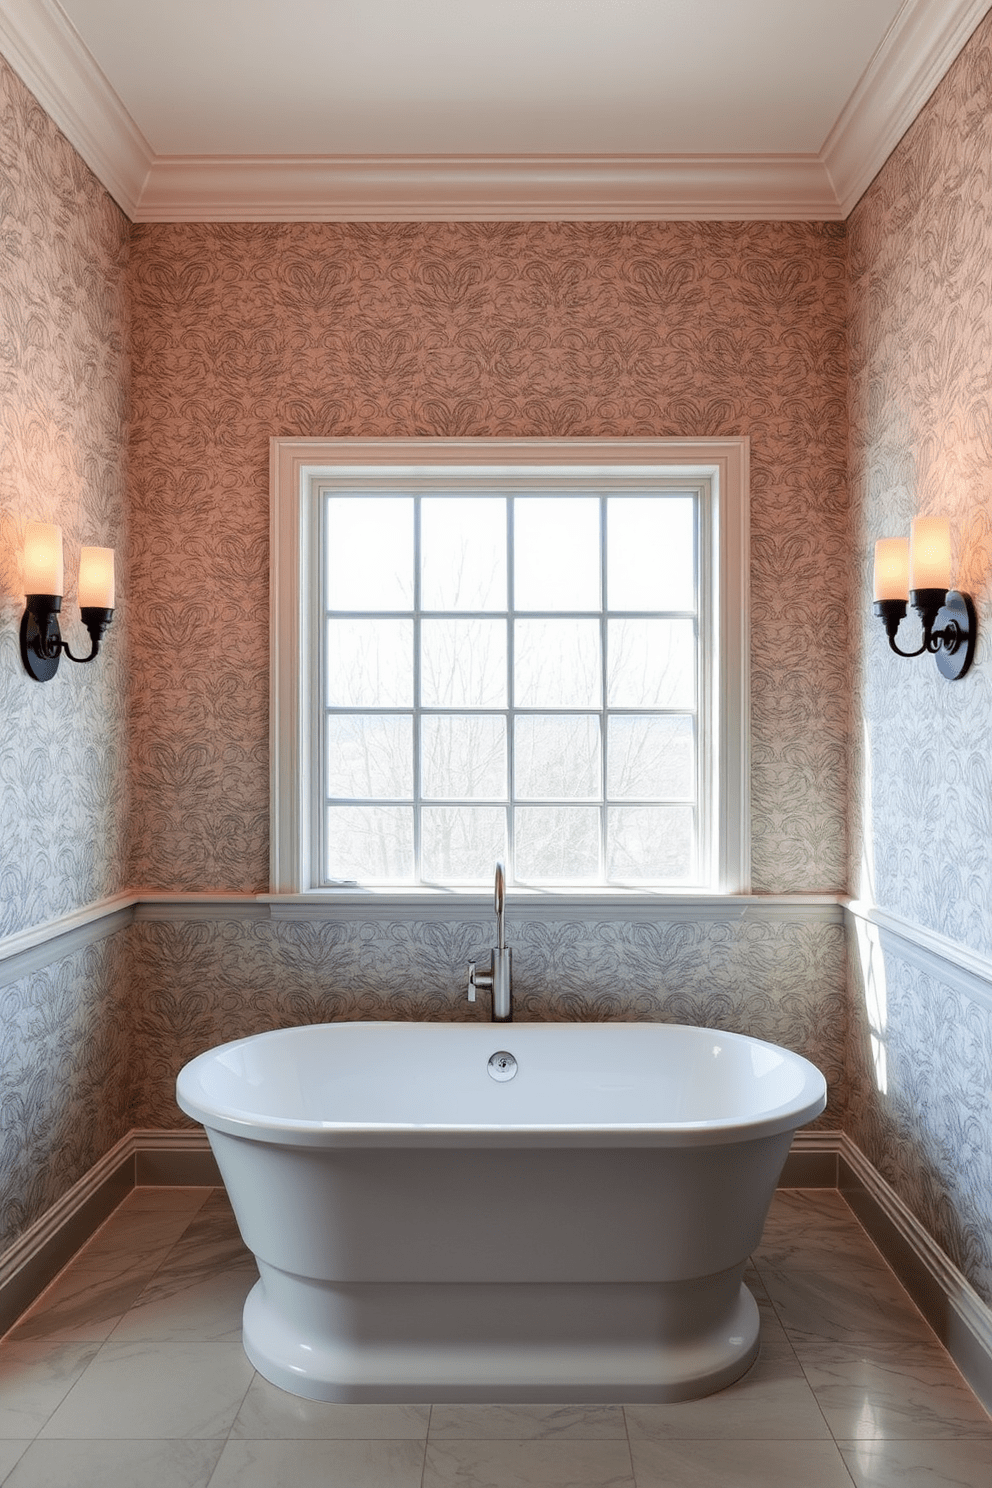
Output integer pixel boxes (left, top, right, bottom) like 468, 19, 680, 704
934, 590, 976, 680
19, 610, 61, 682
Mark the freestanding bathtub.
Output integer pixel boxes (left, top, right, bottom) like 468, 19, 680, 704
176, 1021, 826, 1403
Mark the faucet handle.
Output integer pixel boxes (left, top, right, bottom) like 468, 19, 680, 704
467, 955, 494, 1003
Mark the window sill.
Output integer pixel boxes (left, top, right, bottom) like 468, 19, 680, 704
256, 889, 844, 924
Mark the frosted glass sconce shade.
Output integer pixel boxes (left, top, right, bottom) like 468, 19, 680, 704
872, 538, 909, 602
872, 514, 974, 680
19, 524, 116, 682
23, 522, 64, 596
78, 546, 115, 608
909, 516, 951, 590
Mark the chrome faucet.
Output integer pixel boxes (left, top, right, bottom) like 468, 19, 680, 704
467, 862, 512, 1022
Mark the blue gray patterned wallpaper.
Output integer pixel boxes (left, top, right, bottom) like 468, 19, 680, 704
847, 8, 992, 1309
126, 913, 848, 1135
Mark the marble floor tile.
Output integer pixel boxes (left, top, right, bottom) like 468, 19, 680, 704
753, 1296, 801, 1364
754, 1212, 893, 1274
760, 1261, 935, 1348
628, 1437, 857, 1488
71, 1208, 201, 1274
423, 1438, 634, 1487
207, 1437, 427, 1488
798, 1341, 992, 1440
762, 1189, 866, 1234
6, 1263, 160, 1343
838, 1436, 992, 1487
1, 1438, 224, 1488
428, 1403, 627, 1439
115, 1187, 213, 1214
0, 1341, 102, 1439
107, 1264, 255, 1343
0, 1442, 29, 1481
38, 1338, 254, 1440
155, 1196, 254, 1274
624, 1355, 830, 1441
231, 1375, 430, 1439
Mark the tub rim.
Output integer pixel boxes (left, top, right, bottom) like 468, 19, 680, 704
176, 1020, 828, 1150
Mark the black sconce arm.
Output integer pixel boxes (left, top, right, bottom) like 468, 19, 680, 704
873, 589, 975, 681
20, 597, 115, 681
62, 607, 115, 663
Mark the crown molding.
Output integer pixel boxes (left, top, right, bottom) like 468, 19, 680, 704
0, 0, 151, 216
0, 0, 987, 221
134, 152, 841, 222
823, 0, 992, 216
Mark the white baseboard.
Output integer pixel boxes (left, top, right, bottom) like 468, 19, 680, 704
2, 1128, 990, 1415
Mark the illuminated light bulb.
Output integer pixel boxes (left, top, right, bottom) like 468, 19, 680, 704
23, 522, 64, 596
77, 546, 115, 608
873, 538, 909, 602
909, 516, 951, 591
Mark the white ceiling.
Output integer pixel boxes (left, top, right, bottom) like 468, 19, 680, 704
0, 0, 989, 219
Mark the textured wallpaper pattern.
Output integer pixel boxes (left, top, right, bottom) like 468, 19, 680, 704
847, 11, 992, 1305
127, 912, 847, 1131
127, 218, 850, 896
0, 56, 132, 1257
0, 931, 132, 1255
0, 54, 130, 941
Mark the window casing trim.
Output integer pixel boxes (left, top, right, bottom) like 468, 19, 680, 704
270, 437, 750, 900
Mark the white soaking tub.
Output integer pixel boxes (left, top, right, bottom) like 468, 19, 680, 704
176, 1020, 826, 1403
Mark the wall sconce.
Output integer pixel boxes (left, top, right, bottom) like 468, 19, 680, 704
872, 515, 975, 680
20, 522, 115, 682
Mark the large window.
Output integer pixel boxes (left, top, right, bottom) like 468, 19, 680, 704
271, 439, 749, 899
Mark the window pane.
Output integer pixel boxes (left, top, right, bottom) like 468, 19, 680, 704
514, 497, 600, 611
607, 715, 695, 800
421, 619, 506, 707
515, 715, 600, 800
421, 716, 507, 800
326, 715, 412, 798
422, 807, 506, 883
325, 496, 413, 610
515, 620, 601, 707
421, 497, 506, 610
326, 805, 414, 881
607, 619, 695, 707
326, 619, 412, 706
608, 496, 695, 611
607, 806, 695, 882
514, 806, 600, 881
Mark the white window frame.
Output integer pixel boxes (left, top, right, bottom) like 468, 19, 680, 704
270, 438, 749, 905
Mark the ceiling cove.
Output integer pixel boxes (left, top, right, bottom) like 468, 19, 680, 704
0, 0, 988, 221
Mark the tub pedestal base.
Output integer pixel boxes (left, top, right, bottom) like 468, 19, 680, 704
243, 1266, 760, 1403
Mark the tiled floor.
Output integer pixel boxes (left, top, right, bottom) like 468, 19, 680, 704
0, 1186, 990, 1486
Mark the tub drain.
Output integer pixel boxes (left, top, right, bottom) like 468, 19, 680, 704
487, 1050, 517, 1081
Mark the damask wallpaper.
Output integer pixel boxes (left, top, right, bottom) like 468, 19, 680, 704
126, 912, 848, 1132
0, 932, 132, 1255
126, 217, 850, 897
848, 9, 992, 1307
0, 55, 131, 1246
0, 55, 130, 942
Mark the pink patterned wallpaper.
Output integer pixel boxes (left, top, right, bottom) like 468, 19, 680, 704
127, 219, 849, 894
